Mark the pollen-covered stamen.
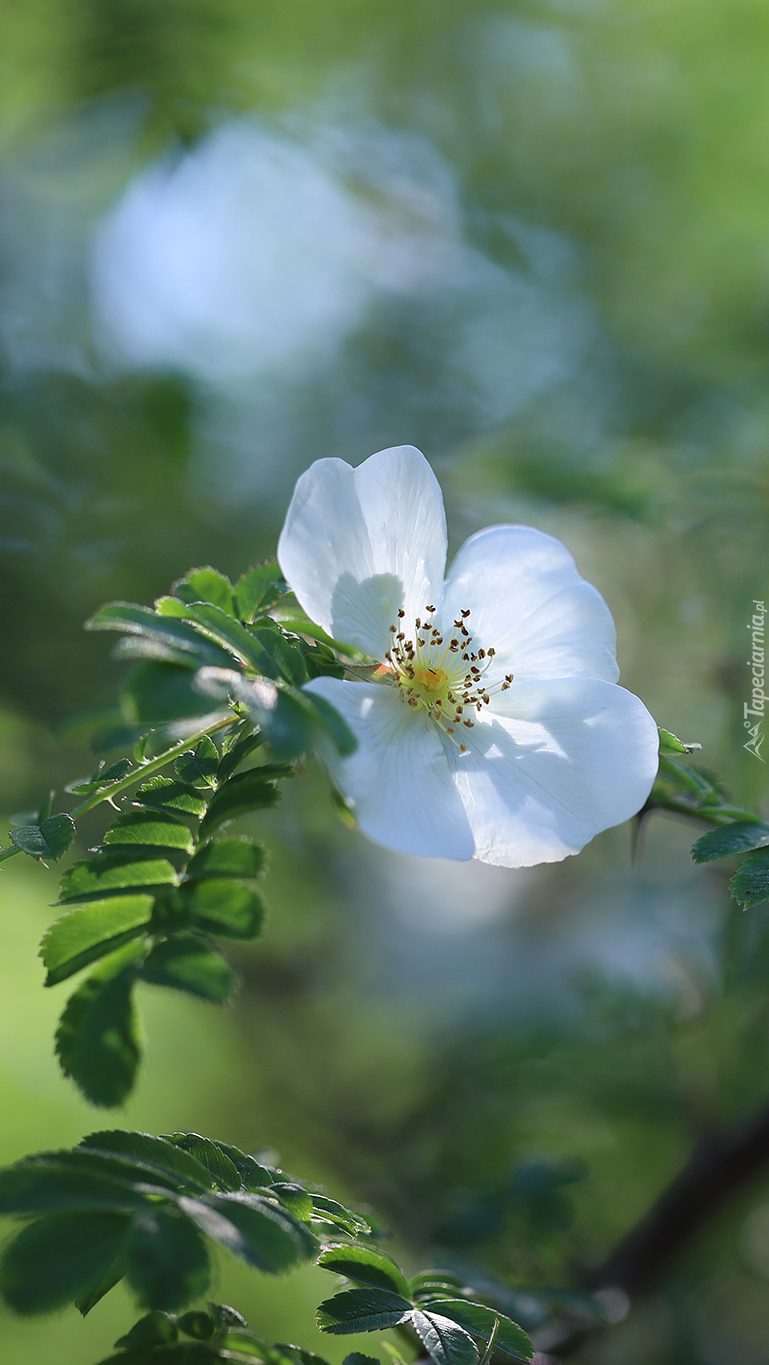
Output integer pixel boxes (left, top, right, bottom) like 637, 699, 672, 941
378, 604, 514, 747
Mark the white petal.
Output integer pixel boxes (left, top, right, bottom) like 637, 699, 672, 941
277, 445, 447, 659
449, 677, 659, 867
305, 676, 475, 861
442, 525, 619, 684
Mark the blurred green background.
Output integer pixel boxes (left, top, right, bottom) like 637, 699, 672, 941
2, 1, 769, 1361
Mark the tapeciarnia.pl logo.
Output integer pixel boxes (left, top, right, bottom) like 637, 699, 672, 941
745, 599, 767, 761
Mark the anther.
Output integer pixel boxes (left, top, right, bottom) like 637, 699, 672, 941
461, 609, 471, 618
397, 608, 405, 618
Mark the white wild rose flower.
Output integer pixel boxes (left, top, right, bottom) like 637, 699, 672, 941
277, 445, 659, 866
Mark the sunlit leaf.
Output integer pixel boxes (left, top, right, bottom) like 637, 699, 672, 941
317, 1243, 410, 1297
58, 855, 179, 904
316, 1288, 413, 1334
42, 897, 154, 985
178, 877, 266, 939
10, 812, 75, 861
410, 1311, 479, 1365
138, 936, 238, 1002
103, 811, 196, 854
55, 943, 145, 1107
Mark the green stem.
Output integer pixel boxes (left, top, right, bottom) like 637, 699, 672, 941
70, 715, 234, 818
0, 714, 236, 866
478, 1318, 500, 1365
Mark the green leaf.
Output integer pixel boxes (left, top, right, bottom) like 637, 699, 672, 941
78, 1132, 216, 1193
301, 692, 357, 756
163, 1135, 242, 1193
133, 776, 208, 819
0, 1211, 131, 1315
658, 728, 701, 755
104, 811, 196, 854
174, 567, 235, 616
66, 760, 133, 796
692, 821, 769, 863
316, 1288, 413, 1334
216, 730, 265, 782
310, 1195, 370, 1237
123, 662, 229, 725
181, 1194, 316, 1274
42, 897, 154, 985
210, 1142, 274, 1191
55, 943, 144, 1107
177, 1310, 217, 1340
657, 755, 715, 798
186, 838, 267, 881
10, 812, 75, 861
199, 769, 281, 836
178, 603, 279, 674
410, 1273, 466, 1300
0, 1156, 151, 1216
138, 937, 238, 1003
420, 1301, 532, 1362
127, 1207, 211, 1312
730, 848, 769, 908
250, 621, 309, 687
270, 1182, 313, 1222
58, 855, 179, 904
175, 737, 220, 788
234, 562, 287, 622
236, 679, 313, 761
76, 1256, 127, 1316
115, 1312, 179, 1349
344, 1356, 380, 1365
86, 603, 234, 669
317, 1243, 410, 1297
410, 1311, 479, 1365
178, 878, 266, 939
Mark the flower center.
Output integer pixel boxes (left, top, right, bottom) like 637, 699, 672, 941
383, 605, 514, 751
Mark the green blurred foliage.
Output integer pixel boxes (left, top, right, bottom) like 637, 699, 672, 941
1, 1, 769, 1362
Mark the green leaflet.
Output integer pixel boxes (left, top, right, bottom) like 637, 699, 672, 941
126, 1208, 211, 1312
199, 769, 281, 836
175, 602, 279, 674
316, 1287, 413, 1334
138, 937, 238, 1003
10, 812, 75, 861
163, 1135, 242, 1193
175, 737, 219, 788
55, 943, 145, 1108
78, 1132, 217, 1193
58, 856, 179, 904
133, 776, 209, 819
410, 1310, 479, 1365
173, 567, 236, 616
730, 848, 769, 908
180, 1193, 317, 1275
317, 1242, 410, 1297
177, 877, 266, 939
86, 602, 234, 669
41, 897, 154, 985
691, 821, 769, 863
186, 838, 267, 881
0, 1211, 131, 1316
123, 662, 227, 725
103, 811, 196, 854
234, 561, 287, 621
418, 1300, 532, 1361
